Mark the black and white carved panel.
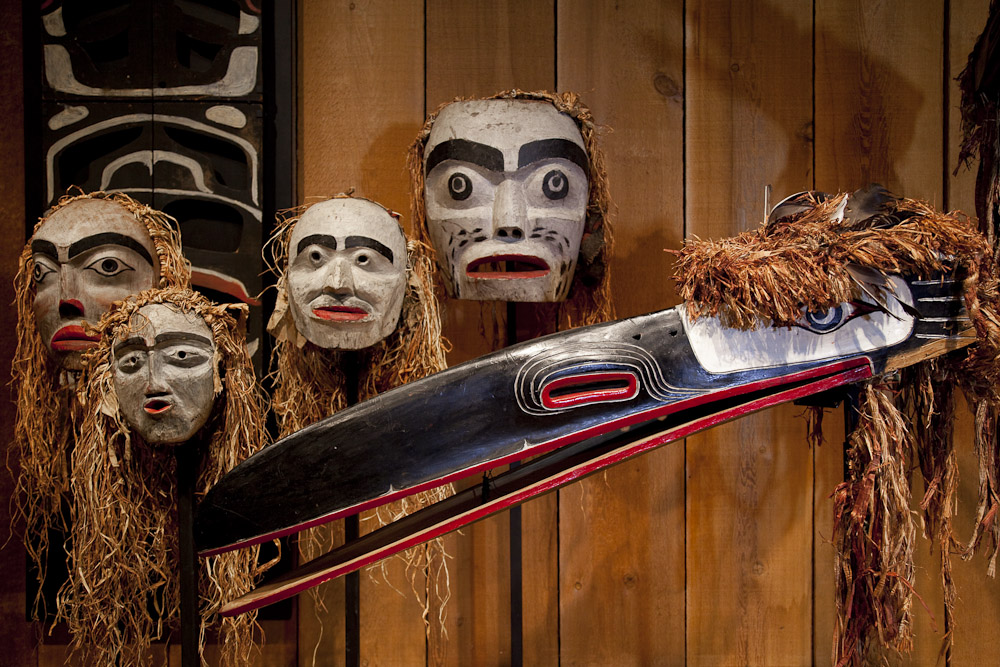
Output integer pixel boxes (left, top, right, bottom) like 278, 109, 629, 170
38, 0, 266, 365
41, 0, 262, 100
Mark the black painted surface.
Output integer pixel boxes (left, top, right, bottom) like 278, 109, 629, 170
196, 271, 968, 554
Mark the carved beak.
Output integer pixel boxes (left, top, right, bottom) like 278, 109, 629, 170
196, 269, 974, 615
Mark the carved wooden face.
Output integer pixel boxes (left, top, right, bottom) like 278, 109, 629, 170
423, 99, 589, 302
286, 199, 408, 350
112, 304, 217, 445
682, 275, 916, 373
31, 199, 159, 370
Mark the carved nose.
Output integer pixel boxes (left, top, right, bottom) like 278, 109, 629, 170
492, 179, 528, 243
144, 356, 168, 393
325, 257, 355, 294
58, 299, 85, 319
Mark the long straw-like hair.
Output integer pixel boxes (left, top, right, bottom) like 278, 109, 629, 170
10, 190, 190, 616
407, 89, 615, 329
266, 195, 453, 643
673, 191, 1000, 665
266, 194, 449, 431
56, 286, 268, 666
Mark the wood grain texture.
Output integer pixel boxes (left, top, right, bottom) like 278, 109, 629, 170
299, 2, 427, 665
685, 1, 815, 665
815, 0, 948, 663
947, 3, 1000, 664
299, 0, 424, 218
424, 2, 555, 665
557, 1, 686, 663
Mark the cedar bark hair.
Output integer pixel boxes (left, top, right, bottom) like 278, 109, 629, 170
407, 89, 616, 330
674, 193, 1000, 665
265, 196, 454, 647
10, 190, 190, 617
56, 287, 269, 666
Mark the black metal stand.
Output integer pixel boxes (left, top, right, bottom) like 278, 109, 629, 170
506, 302, 523, 667
176, 440, 200, 667
343, 351, 361, 667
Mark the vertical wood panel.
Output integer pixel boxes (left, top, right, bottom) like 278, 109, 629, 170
424, 3, 555, 665
1, 0, 36, 663
814, 0, 947, 663
299, 1, 426, 665
685, 1, 815, 665
947, 2, 1000, 664
557, 1, 686, 663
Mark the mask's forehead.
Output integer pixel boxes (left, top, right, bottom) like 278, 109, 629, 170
34, 199, 156, 255
123, 303, 213, 346
289, 199, 407, 268
425, 99, 585, 173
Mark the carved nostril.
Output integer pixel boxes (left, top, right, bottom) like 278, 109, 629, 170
58, 299, 85, 319
496, 228, 524, 242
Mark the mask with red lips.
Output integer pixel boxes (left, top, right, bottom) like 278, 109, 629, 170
286, 198, 408, 350
423, 99, 589, 302
112, 304, 217, 445
30, 198, 160, 371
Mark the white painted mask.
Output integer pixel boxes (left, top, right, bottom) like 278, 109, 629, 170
31, 199, 159, 370
112, 304, 217, 445
286, 198, 408, 350
423, 99, 589, 302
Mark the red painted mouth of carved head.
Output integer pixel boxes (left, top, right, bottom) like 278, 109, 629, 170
144, 398, 173, 415
313, 306, 369, 322
466, 255, 551, 280
50, 325, 100, 352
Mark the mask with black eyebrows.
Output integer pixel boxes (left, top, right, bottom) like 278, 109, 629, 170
423, 98, 589, 302
285, 198, 408, 350
30, 198, 160, 371
111, 303, 217, 445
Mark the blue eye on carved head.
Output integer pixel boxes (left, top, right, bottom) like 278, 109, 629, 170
796, 302, 875, 334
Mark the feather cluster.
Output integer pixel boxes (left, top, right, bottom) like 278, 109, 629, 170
673, 191, 1000, 665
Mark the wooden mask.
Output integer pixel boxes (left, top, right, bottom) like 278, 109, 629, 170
30, 197, 160, 370
111, 303, 217, 445
284, 198, 408, 350
422, 99, 589, 302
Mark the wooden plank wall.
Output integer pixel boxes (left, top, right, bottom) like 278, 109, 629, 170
4, 1, 1000, 665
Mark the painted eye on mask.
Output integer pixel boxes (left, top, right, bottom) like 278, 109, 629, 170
164, 345, 211, 369
795, 302, 875, 334
306, 247, 329, 267
85, 256, 135, 278
541, 169, 569, 200
448, 172, 473, 201
116, 351, 146, 374
32, 261, 55, 285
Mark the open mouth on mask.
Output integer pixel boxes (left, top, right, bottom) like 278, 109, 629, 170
51, 325, 101, 351
465, 254, 551, 280
312, 305, 370, 322
144, 397, 173, 415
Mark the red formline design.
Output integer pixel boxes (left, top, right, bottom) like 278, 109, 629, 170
201, 357, 869, 557
540, 371, 639, 409
219, 359, 872, 615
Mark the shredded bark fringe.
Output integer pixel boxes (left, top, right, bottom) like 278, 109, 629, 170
56, 287, 268, 666
9, 190, 190, 618
407, 89, 616, 329
673, 191, 1000, 665
265, 196, 454, 649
